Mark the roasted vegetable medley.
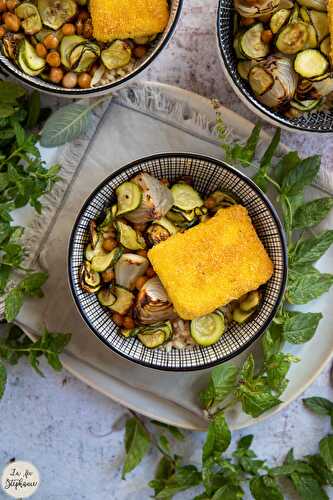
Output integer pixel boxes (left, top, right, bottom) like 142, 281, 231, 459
234, 0, 333, 117
0, 0, 169, 89
80, 173, 262, 350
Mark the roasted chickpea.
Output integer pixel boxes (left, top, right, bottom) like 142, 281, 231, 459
0, 1, 7, 12
83, 19, 93, 38
62, 72, 78, 88
102, 238, 118, 252
137, 249, 148, 258
62, 23, 76, 36
204, 196, 216, 209
123, 316, 135, 330
0, 25, 6, 38
3, 12, 20, 32
135, 275, 148, 290
146, 266, 156, 278
112, 313, 124, 327
133, 222, 147, 232
35, 42, 47, 58
43, 33, 59, 49
101, 268, 114, 282
6, 0, 17, 10
133, 46, 147, 59
49, 67, 64, 84
240, 17, 255, 26
46, 51, 61, 67
78, 72, 92, 89
261, 29, 273, 44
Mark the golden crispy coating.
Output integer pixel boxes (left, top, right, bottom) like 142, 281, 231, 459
148, 205, 274, 320
90, 0, 169, 42
328, 0, 333, 64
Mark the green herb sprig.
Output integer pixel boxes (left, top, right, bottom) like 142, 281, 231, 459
0, 80, 71, 399
120, 396, 333, 499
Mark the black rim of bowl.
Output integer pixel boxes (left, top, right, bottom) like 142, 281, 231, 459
68, 152, 288, 371
216, 0, 333, 133
0, 0, 183, 97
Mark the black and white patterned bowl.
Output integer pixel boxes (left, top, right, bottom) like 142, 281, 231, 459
0, 0, 182, 97
68, 153, 287, 371
217, 0, 333, 133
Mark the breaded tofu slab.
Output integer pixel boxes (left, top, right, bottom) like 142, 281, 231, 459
148, 205, 273, 320
90, 0, 169, 42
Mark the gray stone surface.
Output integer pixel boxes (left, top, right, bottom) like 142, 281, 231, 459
1, 2, 333, 499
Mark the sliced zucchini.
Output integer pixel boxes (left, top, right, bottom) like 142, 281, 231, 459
240, 23, 270, 60
290, 98, 321, 110
101, 40, 132, 71
233, 308, 255, 323
304, 25, 318, 49
289, 2, 300, 22
97, 287, 116, 307
38, 0, 77, 30
138, 331, 166, 348
171, 183, 203, 211
15, 3, 42, 35
80, 261, 101, 293
60, 35, 85, 68
294, 49, 328, 78
276, 22, 309, 55
270, 9, 291, 34
91, 247, 123, 272
279, 0, 294, 8
19, 39, 45, 73
297, 0, 327, 11
210, 191, 237, 209
70, 42, 100, 72
155, 217, 178, 235
309, 10, 329, 43
248, 65, 274, 96
120, 328, 139, 338
166, 210, 186, 224
99, 208, 114, 229
190, 313, 225, 347
300, 6, 310, 23
233, 33, 246, 60
237, 60, 254, 80
172, 206, 197, 221
85, 238, 105, 261
239, 290, 260, 312
116, 181, 142, 216
116, 221, 146, 250
320, 35, 331, 56
110, 286, 134, 315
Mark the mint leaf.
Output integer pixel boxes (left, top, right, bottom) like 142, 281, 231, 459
287, 266, 333, 304
262, 324, 284, 361
319, 435, 333, 472
211, 484, 244, 499
307, 454, 333, 486
122, 417, 150, 479
264, 352, 299, 396
5, 288, 24, 322
303, 397, 333, 416
155, 465, 202, 499
250, 475, 283, 500
151, 421, 184, 440
18, 271, 48, 296
293, 198, 333, 229
200, 363, 239, 409
290, 472, 328, 500
237, 435, 253, 450
290, 231, 333, 266
230, 123, 261, 166
0, 81, 26, 102
237, 387, 281, 418
281, 155, 321, 196
252, 128, 281, 191
203, 411, 231, 462
274, 151, 301, 184
0, 362, 7, 400
283, 311, 322, 344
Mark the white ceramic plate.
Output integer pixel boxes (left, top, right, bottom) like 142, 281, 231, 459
21, 82, 333, 431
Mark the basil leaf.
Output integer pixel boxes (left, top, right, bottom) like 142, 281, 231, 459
280, 192, 304, 235
307, 454, 333, 486
240, 354, 255, 381
293, 198, 333, 230
4, 288, 24, 322
269, 461, 314, 476
264, 352, 299, 396
287, 266, 333, 304
19, 271, 48, 296
274, 150, 301, 184
151, 421, 184, 440
0, 104, 16, 119
0, 264, 11, 293
252, 129, 281, 192
250, 475, 283, 500
149, 456, 175, 497
122, 417, 151, 479
231, 123, 261, 166
237, 386, 281, 418
211, 484, 244, 500
283, 311, 322, 344
281, 155, 321, 196
203, 411, 231, 462
290, 472, 329, 500
237, 435, 254, 450
262, 324, 284, 361
319, 435, 333, 472
290, 231, 333, 266
303, 397, 333, 416
200, 363, 239, 409
155, 465, 202, 499
0, 362, 7, 400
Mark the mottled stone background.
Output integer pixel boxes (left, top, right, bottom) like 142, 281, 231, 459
1, 2, 333, 499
